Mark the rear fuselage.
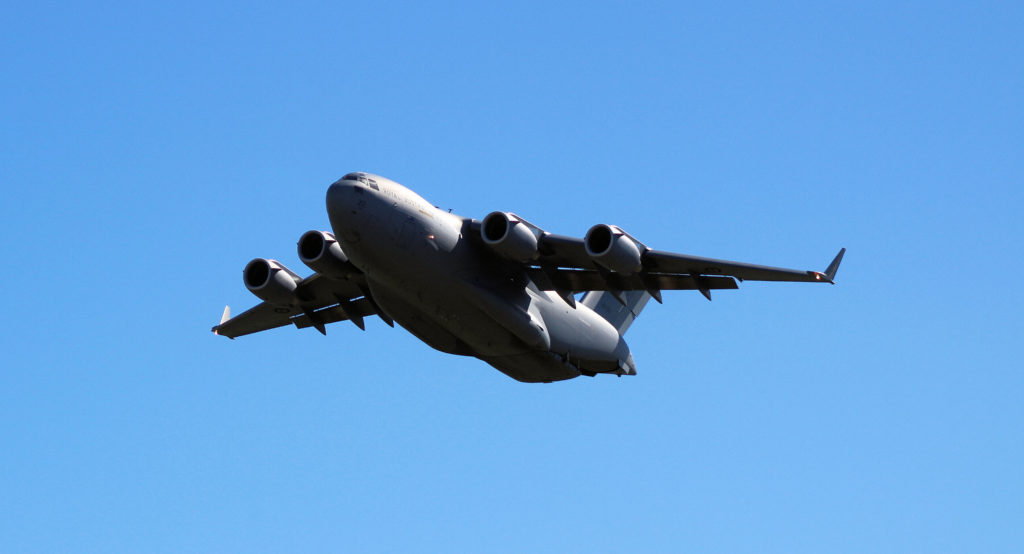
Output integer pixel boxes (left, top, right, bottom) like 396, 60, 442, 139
325, 174, 634, 382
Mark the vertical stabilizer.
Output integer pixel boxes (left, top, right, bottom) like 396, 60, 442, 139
581, 290, 651, 335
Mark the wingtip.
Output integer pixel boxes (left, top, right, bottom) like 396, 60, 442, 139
212, 306, 234, 338
824, 248, 845, 283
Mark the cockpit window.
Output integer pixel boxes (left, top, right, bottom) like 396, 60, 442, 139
340, 172, 381, 190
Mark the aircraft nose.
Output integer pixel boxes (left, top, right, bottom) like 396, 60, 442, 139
326, 179, 355, 213
326, 179, 363, 243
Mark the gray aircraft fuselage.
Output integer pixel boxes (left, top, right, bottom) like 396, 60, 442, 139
325, 174, 632, 382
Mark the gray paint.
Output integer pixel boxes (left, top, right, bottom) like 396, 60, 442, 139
581, 290, 652, 336
213, 173, 843, 383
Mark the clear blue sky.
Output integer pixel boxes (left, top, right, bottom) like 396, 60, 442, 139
2, 2, 1022, 552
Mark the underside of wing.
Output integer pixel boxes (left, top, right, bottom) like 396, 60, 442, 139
213, 302, 295, 338
643, 250, 828, 282
536, 233, 594, 269
527, 268, 738, 293
290, 297, 381, 332
469, 216, 844, 299
212, 273, 385, 339
534, 232, 843, 284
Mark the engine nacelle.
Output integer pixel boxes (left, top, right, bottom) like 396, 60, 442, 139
584, 224, 644, 274
481, 211, 540, 262
297, 230, 356, 279
243, 258, 301, 306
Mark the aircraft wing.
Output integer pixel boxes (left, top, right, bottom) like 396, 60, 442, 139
527, 268, 739, 293
467, 217, 844, 294
640, 248, 844, 283
515, 228, 845, 303
533, 233, 844, 282
212, 274, 387, 339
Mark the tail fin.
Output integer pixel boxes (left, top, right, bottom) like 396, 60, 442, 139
581, 290, 652, 335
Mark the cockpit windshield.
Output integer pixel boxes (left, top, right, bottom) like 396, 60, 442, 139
341, 172, 380, 191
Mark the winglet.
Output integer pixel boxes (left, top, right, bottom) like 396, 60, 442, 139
823, 248, 845, 284
213, 306, 233, 338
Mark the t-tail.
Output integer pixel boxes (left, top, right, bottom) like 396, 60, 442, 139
581, 290, 652, 335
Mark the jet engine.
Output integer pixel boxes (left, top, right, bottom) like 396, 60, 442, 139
243, 258, 301, 306
584, 224, 644, 274
481, 211, 539, 262
297, 230, 357, 279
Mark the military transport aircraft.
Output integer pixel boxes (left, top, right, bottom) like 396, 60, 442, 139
212, 172, 844, 382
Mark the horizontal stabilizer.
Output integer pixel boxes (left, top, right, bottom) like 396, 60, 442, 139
582, 289, 652, 335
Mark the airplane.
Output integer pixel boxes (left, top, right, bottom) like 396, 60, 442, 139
212, 172, 844, 383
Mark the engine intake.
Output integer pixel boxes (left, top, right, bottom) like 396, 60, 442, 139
298, 230, 356, 278
244, 258, 301, 306
481, 211, 540, 262
584, 224, 643, 274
